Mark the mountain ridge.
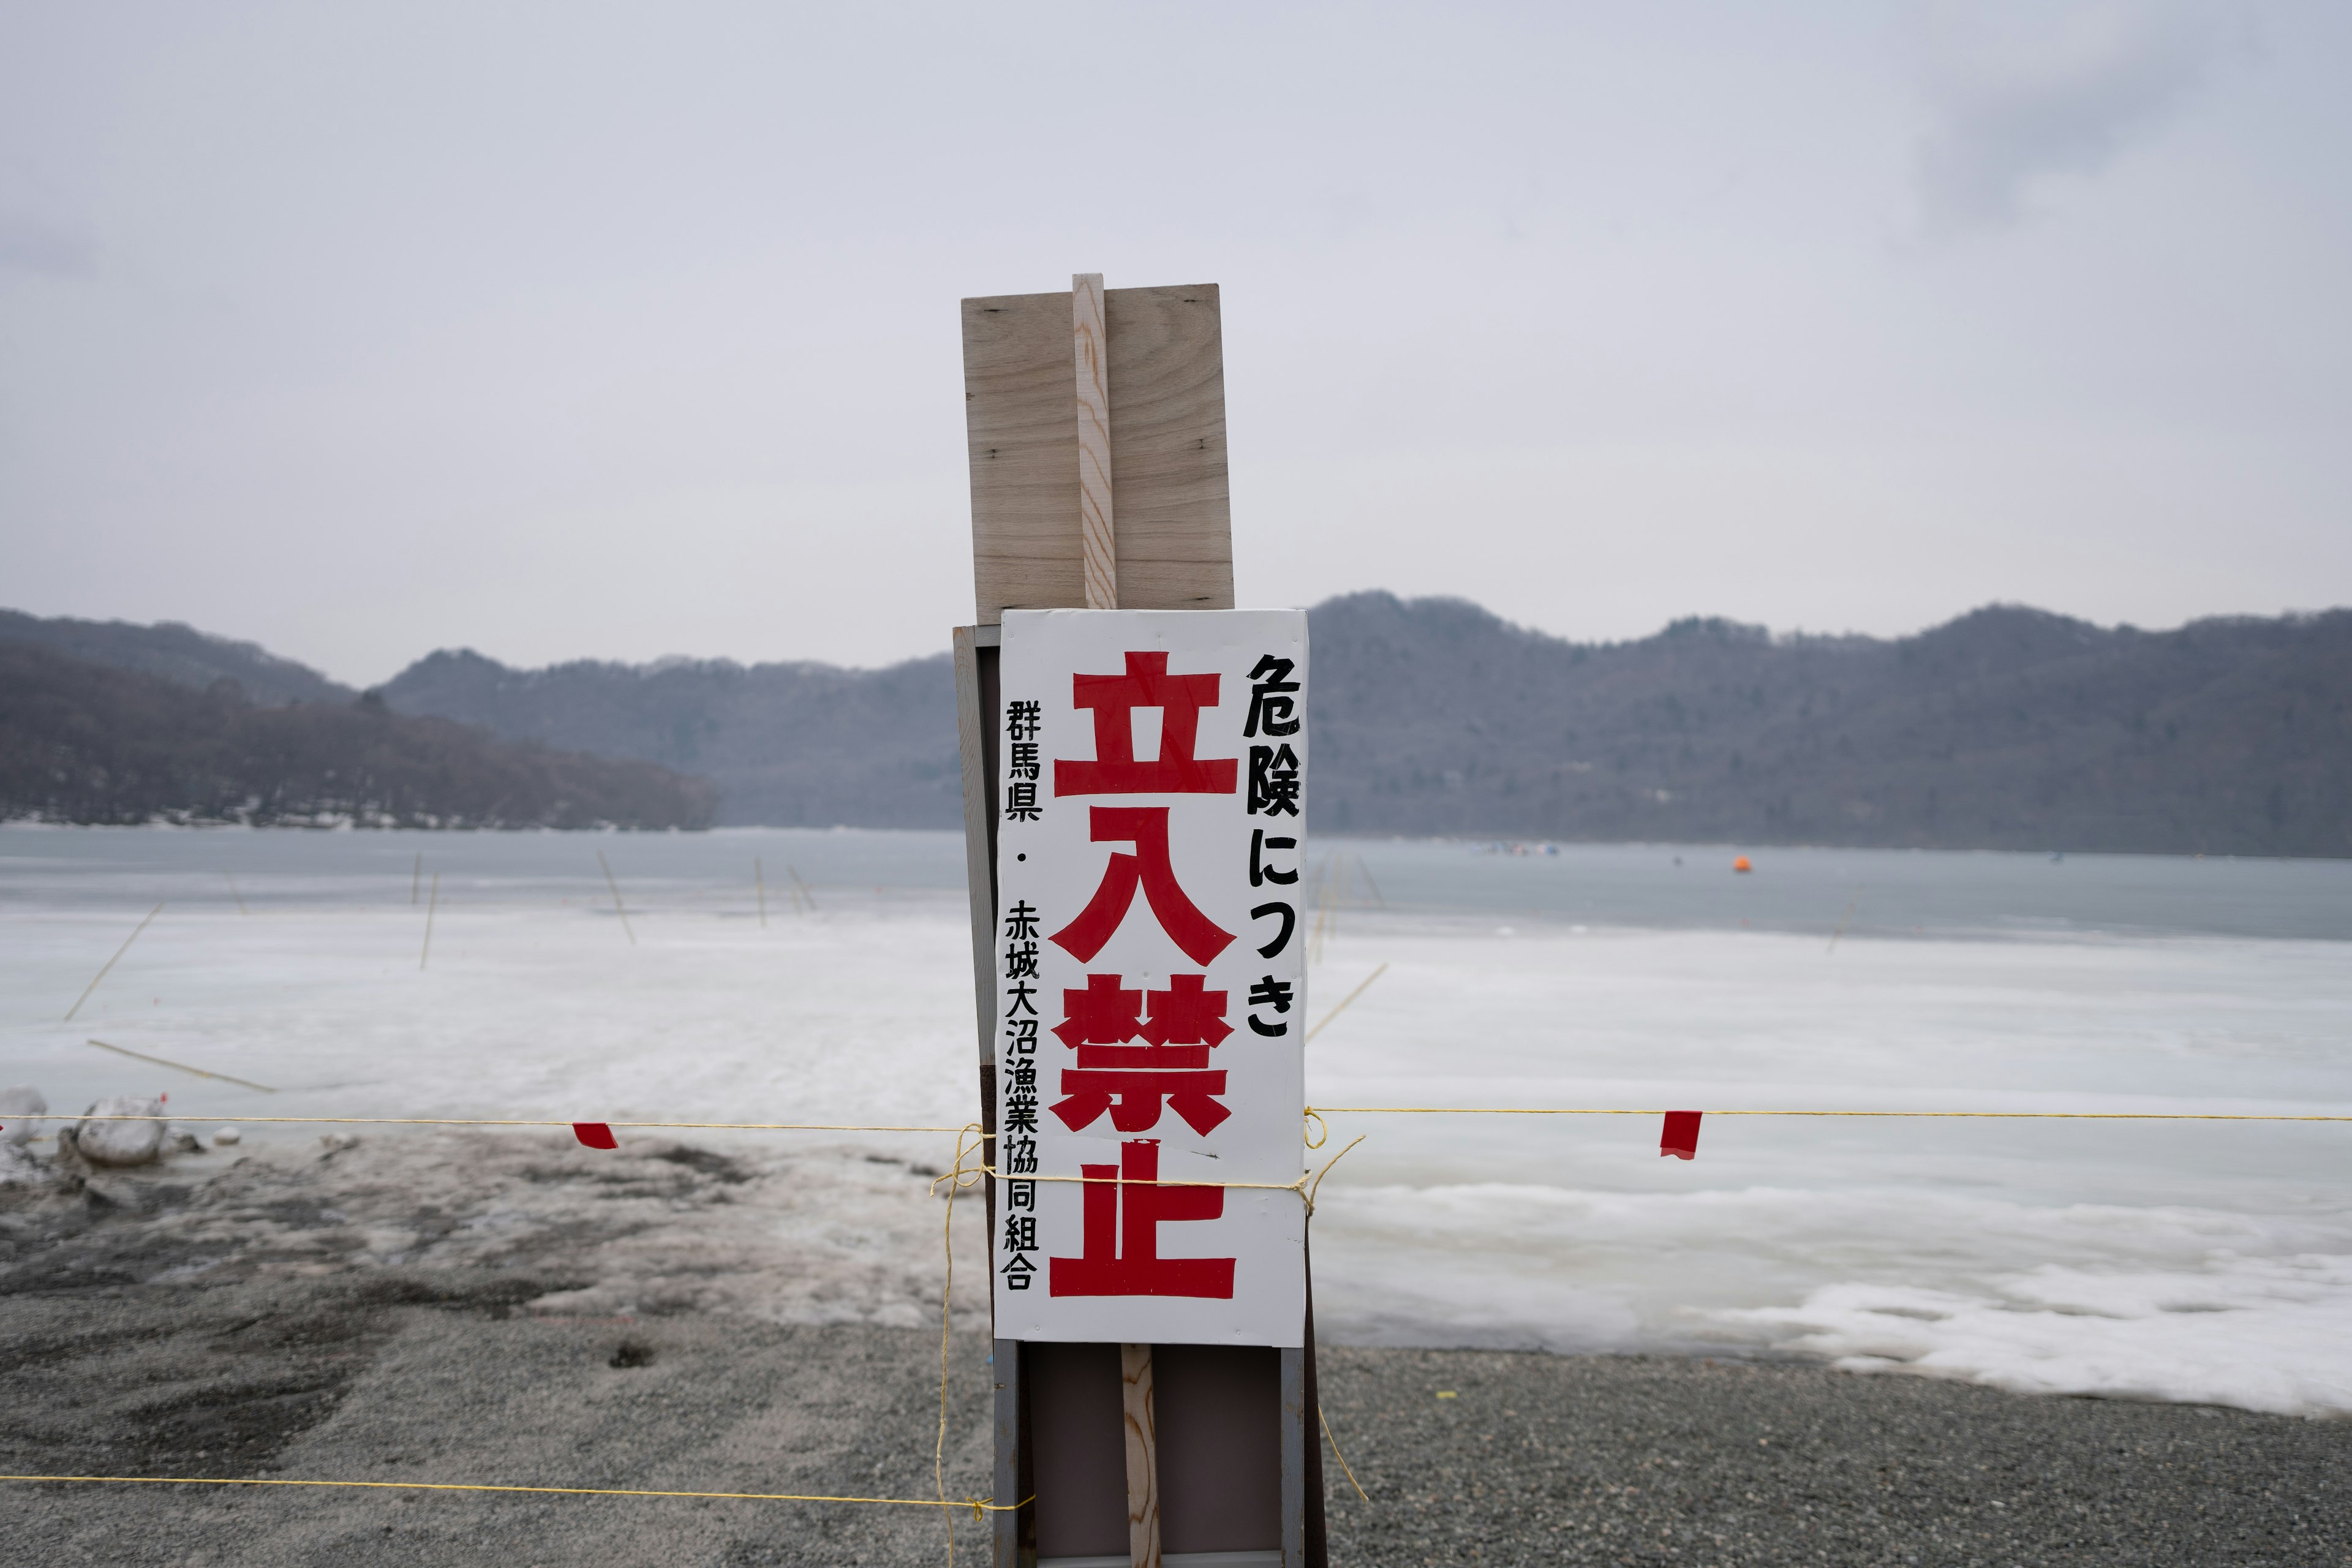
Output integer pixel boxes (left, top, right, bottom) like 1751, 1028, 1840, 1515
7, 596, 2345, 854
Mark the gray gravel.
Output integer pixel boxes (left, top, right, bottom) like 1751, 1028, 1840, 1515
4, 1136, 2346, 1565
1318, 1346, 2352, 1566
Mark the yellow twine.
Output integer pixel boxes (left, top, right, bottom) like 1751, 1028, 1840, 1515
1303, 962, 1387, 1043
9, 1115, 968, 1132
1310, 1106, 2352, 1122
959, 1134, 1363, 1213
933, 1123, 990, 1564
0, 1474, 1019, 1513
1318, 1406, 1370, 1504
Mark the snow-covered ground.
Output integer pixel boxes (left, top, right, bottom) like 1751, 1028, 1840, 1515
5, 826, 2348, 1416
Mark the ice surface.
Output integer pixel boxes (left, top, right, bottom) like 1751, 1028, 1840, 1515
4, 826, 2348, 1417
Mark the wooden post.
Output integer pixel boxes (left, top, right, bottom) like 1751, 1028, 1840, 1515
1122, 1342, 1161, 1567
1080, 268, 1161, 1568
754, 858, 769, 927
419, 873, 439, 971
958, 274, 1319, 1568
597, 848, 636, 945
1074, 273, 1117, 611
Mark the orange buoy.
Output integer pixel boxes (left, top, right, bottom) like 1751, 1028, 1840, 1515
1732, 856, 1753, 873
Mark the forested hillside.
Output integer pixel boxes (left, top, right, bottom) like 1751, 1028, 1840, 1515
1305, 594, 2352, 856
375, 596, 2351, 856
0, 643, 715, 829
0, 608, 355, 707
380, 648, 960, 827
11, 596, 2346, 854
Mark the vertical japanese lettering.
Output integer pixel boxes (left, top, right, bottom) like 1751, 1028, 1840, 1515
994, 612, 1309, 1343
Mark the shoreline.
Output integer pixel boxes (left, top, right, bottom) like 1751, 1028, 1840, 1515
4, 1133, 2346, 1564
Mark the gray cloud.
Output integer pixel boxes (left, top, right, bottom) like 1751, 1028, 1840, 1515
1913, 1, 2243, 233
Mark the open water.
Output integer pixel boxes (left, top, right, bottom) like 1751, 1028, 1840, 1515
3, 826, 2346, 1416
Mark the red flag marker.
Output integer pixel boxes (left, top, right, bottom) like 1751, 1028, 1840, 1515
571, 1122, 618, 1150
1660, 1110, 1702, 1160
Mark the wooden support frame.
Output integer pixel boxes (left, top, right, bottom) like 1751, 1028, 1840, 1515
957, 273, 1321, 1568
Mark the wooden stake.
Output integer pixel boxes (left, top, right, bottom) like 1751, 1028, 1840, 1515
412, 850, 423, 905
786, 862, 817, 913
84, 1036, 276, 1093
419, 873, 439, 971
64, 902, 164, 1022
597, 848, 637, 945
1305, 962, 1389, 1044
754, 858, 769, 928
1074, 272, 1118, 610
1121, 1343, 1161, 1568
1826, 885, 1862, 954
224, 873, 249, 915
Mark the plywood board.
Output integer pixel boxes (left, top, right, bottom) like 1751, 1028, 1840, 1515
1106, 284, 1234, 612
965, 291, 1084, 620
963, 284, 1234, 621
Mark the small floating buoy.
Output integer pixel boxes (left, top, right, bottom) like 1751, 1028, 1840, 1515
1732, 856, 1753, 873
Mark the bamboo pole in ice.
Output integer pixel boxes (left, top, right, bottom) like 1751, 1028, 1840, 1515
419, 873, 439, 971
64, 903, 164, 1022
597, 849, 637, 945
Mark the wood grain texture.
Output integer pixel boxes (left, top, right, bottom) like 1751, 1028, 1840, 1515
965, 290, 1083, 621
1105, 283, 1234, 611
1073, 274, 1118, 609
1122, 1342, 1162, 1568
962, 283, 1232, 622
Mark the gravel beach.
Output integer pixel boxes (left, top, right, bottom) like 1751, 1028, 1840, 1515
2, 1132, 2345, 1566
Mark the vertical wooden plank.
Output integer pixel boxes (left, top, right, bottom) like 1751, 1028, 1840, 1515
1280, 1346, 1306, 1568
952, 625, 1002, 1064
963, 282, 1232, 622
959, 624, 1025, 1566
1074, 273, 1118, 611
1121, 1343, 1161, 1568
1104, 284, 1234, 611
965, 291, 1083, 622
992, 1336, 1023, 1568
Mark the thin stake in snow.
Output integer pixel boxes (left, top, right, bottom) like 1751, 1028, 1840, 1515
597, 849, 636, 944
224, 873, 249, 916
1305, 962, 1388, 1043
419, 872, 440, 970
411, 851, 422, 905
755, 858, 769, 928
1826, 886, 1861, 954
786, 863, 816, 913
84, 1038, 276, 1093
64, 902, 164, 1022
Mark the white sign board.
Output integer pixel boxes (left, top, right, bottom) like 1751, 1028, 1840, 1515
992, 609, 1309, 1346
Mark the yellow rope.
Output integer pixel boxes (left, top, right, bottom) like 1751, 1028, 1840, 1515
933, 1123, 989, 1563
81, 1038, 277, 1093
7, 1114, 968, 1131
0, 1474, 1019, 1513
958, 1134, 1363, 1211
1310, 1106, 2352, 1121
1318, 1406, 1370, 1503
1303, 962, 1387, 1043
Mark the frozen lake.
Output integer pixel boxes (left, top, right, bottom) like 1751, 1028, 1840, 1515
4, 826, 2348, 1417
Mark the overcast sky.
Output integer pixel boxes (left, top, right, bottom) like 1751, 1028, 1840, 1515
3, 2, 2347, 684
